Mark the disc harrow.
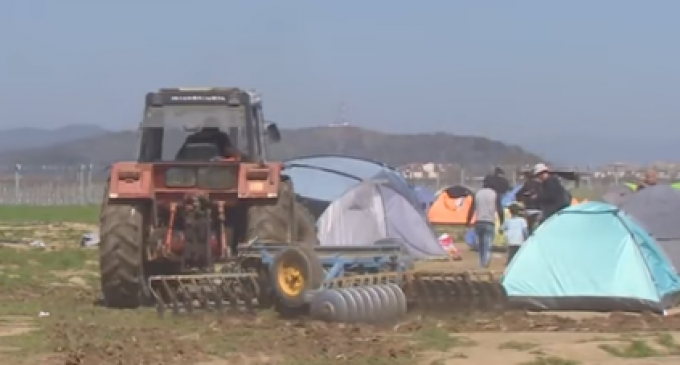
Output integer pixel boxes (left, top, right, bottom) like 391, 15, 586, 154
406, 270, 506, 312
148, 273, 261, 317
144, 239, 507, 323
310, 284, 407, 323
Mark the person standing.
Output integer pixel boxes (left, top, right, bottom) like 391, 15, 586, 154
533, 163, 570, 224
483, 167, 511, 198
465, 180, 505, 268
501, 204, 528, 265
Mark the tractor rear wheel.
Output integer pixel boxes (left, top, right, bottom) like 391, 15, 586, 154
245, 178, 318, 246
294, 197, 318, 244
99, 202, 145, 308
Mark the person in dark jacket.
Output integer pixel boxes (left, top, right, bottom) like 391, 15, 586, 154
532, 163, 570, 223
516, 174, 542, 234
483, 167, 511, 198
176, 127, 243, 160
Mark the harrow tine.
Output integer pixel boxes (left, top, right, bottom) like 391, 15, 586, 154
178, 281, 194, 315
240, 276, 258, 313
164, 279, 181, 315
148, 273, 260, 316
197, 283, 210, 310
205, 279, 224, 313
224, 280, 240, 313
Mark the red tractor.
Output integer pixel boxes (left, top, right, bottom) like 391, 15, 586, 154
99, 87, 318, 309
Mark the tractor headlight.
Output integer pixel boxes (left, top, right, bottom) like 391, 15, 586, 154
197, 166, 238, 189
165, 168, 197, 187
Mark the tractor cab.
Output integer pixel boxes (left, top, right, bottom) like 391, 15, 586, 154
136, 87, 281, 163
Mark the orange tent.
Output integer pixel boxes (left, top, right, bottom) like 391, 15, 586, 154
428, 185, 475, 225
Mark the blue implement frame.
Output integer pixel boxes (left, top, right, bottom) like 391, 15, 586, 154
236, 243, 413, 286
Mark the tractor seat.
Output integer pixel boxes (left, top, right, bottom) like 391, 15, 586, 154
175, 142, 222, 161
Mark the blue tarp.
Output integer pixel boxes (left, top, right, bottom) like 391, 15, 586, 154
501, 184, 524, 207
502, 201, 680, 313
413, 186, 436, 211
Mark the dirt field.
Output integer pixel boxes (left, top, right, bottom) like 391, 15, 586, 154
1, 222, 680, 364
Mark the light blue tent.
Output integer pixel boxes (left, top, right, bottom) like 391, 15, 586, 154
503, 201, 680, 314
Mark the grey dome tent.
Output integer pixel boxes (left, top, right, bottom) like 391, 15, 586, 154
619, 184, 680, 272
602, 185, 634, 206
284, 155, 424, 219
317, 179, 446, 258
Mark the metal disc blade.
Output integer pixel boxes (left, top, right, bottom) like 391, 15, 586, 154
386, 283, 407, 317
368, 285, 393, 322
345, 287, 368, 323
376, 284, 399, 320
310, 289, 349, 322
362, 286, 386, 323
346, 287, 368, 322
337, 288, 361, 323
353, 287, 377, 323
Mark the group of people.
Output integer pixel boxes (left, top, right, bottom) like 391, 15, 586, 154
465, 163, 572, 268
465, 165, 662, 268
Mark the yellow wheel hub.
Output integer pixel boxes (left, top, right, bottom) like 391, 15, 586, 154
277, 263, 305, 297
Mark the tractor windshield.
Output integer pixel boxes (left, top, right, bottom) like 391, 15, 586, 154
141, 105, 252, 161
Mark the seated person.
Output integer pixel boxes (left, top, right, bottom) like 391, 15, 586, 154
176, 127, 242, 160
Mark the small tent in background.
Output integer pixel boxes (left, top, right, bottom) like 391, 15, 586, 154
602, 185, 634, 206
619, 185, 680, 272
503, 201, 680, 313
317, 180, 446, 259
427, 185, 474, 225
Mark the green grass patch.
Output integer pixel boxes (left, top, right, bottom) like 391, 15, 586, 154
414, 327, 477, 351
0, 247, 98, 298
498, 340, 539, 351
519, 356, 581, 365
598, 339, 663, 358
0, 205, 98, 223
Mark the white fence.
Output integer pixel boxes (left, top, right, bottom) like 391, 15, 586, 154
0, 166, 631, 206
0, 181, 106, 205
0, 166, 106, 205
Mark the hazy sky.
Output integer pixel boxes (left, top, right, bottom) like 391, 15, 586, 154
2, 1, 679, 164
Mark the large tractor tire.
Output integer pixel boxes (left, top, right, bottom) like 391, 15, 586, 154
293, 198, 318, 244
245, 178, 318, 246
99, 202, 145, 309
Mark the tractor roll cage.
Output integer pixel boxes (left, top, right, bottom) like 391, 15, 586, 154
137, 88, 268, 162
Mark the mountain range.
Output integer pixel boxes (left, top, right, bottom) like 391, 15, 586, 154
0, 125, 542, 169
